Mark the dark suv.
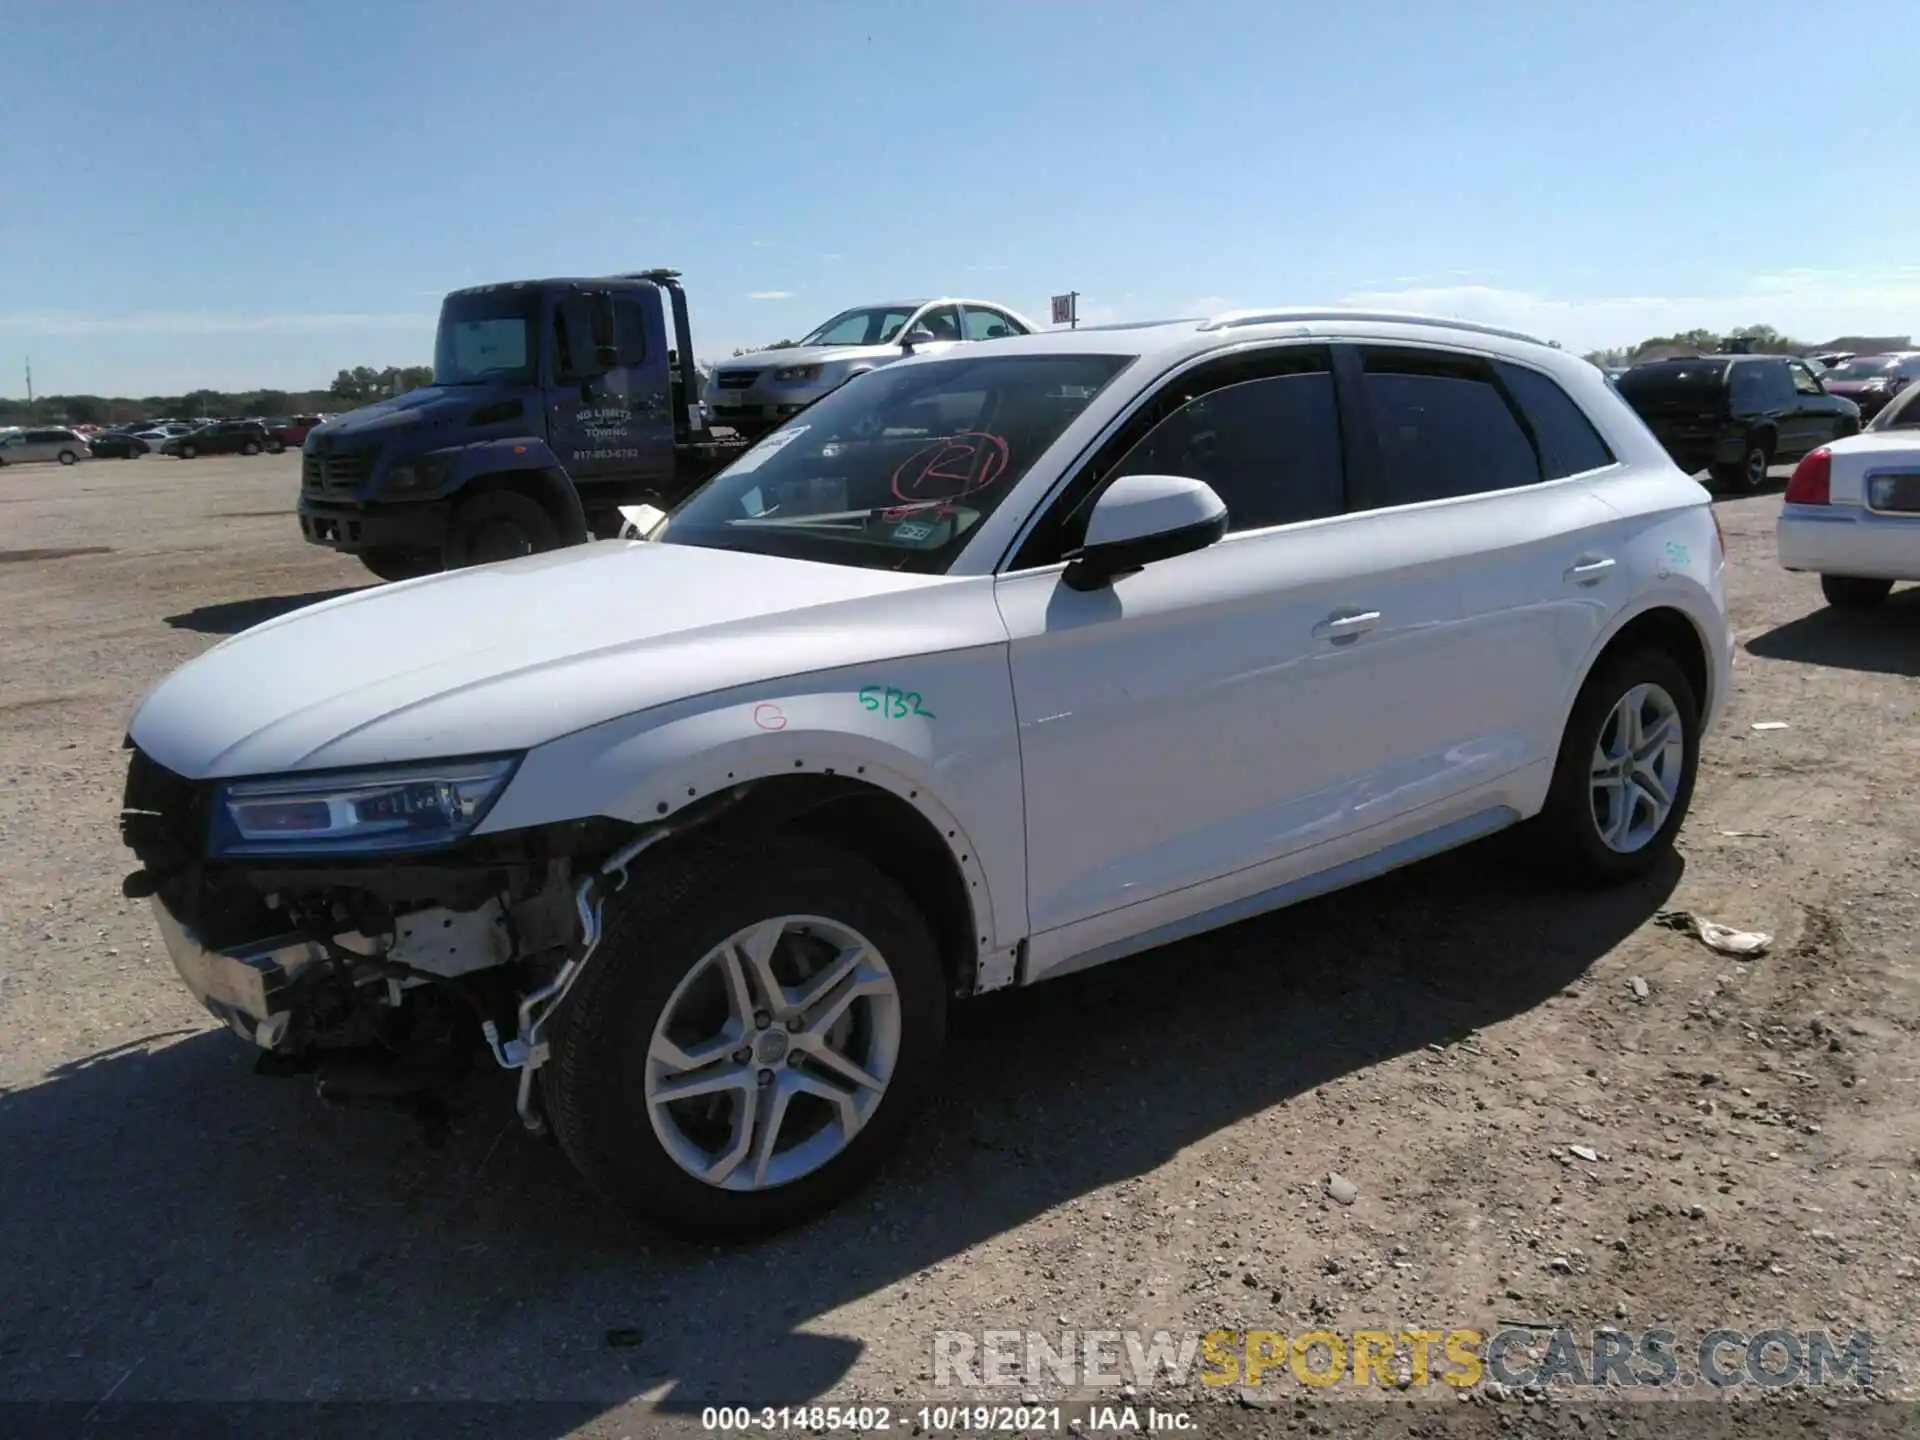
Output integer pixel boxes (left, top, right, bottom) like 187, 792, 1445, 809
159, 420, 270, 459
1615, 354, 1860, 492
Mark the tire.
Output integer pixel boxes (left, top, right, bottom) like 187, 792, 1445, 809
1710, 433, 1772, 493
546, 835, 948, 1240
445, 488, 560, 568
241, 440, 260, 456
1531, 647, 1700, 884
58, 450, 77, 466
179, 443, 197, 460
267, 440, 285, 454
1820, 574, 1893, 609
358, 547, 439, 583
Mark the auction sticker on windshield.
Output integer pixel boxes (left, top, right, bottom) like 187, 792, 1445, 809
727, 425, 808, 476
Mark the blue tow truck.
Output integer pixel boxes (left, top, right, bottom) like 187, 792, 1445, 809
297, 269, 748, 580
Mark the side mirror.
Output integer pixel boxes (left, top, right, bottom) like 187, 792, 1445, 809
1062, 474, 1228, 591
900, 325, 938, 352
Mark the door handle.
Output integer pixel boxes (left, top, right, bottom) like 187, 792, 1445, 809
1312, 609, 1381, 643
1564, 556, 1616, 586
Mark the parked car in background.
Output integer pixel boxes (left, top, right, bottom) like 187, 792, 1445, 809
0, 427, 91, 466
1813, 351, 1855, 370
1614, 353, 1859, 492
1778, 430, 1920, 608
122, 308, 1731, 1238
1817, 353, 1920, 422
264, 414, 322, 452
87, 430, 151, 459
132, 424, 191, 449
706, 298, 1037, 438
1866, 379, 1920, 433
159, 420, 269, 459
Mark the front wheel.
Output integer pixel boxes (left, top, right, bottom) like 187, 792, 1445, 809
444, 488, 560, 568
241, 440, 260, 456
547, 836, 948, 1240
1531, 648, 1700, 884
1820, 574, 1893, 609
179, 443, 197, 459
58, 450, 77, 466
359, 547, 440, 583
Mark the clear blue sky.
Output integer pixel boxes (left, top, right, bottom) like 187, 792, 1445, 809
5, 0, 1918, 396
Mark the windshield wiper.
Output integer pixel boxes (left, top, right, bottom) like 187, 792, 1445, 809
726, 502, 945, 530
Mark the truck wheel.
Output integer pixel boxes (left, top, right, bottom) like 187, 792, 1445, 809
1530, 647, 1699, 885
359, 547, 440, 583
1710, 433, 1771, 493
445, 489, 560, 567
547, 836, 948, 1240
1820, 575, 1893, 609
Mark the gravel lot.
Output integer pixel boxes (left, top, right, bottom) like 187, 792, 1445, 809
2, 452, 1917, 1437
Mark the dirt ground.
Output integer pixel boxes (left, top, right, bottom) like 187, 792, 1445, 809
1, 451, 1917, 1439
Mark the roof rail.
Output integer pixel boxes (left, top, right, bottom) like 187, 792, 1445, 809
1198, 307, 1548, 347
620, 268, 683, 283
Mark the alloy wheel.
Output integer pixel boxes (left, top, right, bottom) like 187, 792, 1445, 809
1589, 682, 1685, 853
644, 915, 902, 1191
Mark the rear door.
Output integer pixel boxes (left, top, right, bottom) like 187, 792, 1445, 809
1330, 346, 1622, 832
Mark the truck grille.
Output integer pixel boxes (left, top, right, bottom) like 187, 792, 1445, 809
302, 453, 373, 494
714, 370, 759, 390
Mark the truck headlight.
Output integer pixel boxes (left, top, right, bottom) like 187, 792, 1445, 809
208, 757, 519, 858
772, 365, 824, 382
382, 454, 450, 496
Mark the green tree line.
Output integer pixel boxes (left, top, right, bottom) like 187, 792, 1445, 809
1583, 324, 1834, 368
0, 363, 437, 429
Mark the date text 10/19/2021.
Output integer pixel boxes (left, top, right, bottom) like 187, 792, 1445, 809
701, 1406, 1194, 1433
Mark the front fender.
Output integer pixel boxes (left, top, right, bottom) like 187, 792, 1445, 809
432, 436, 565, 492
478, 653, 1028, 958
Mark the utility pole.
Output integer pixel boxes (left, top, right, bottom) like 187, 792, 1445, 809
25, 357, 32, 404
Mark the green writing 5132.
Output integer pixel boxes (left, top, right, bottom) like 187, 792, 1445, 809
859, 685, 936, 720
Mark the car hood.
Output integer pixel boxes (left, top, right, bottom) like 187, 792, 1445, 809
128, 541, 987, 780
715, 344, 881, 372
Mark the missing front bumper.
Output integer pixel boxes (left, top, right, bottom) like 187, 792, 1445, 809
151, 899, 378, 1050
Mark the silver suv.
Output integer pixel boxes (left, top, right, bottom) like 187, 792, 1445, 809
707, 297, 1036, 436
0, 427, 90, 466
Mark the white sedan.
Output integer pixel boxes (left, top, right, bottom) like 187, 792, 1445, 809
120, 309, 1731, 1238
1777, 409, 1920, 608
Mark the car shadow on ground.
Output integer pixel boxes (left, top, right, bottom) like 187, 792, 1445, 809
0, 837, 1679, 1429
1746, 587, 1920, 678
162, 588, 369, 636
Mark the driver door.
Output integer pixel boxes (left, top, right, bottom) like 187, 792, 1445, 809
546, 290, 672, 491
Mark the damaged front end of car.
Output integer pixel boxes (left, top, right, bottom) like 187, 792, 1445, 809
117, 742, 682, 1129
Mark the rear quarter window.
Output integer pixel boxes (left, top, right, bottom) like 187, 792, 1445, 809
1497, 363, 1615, 478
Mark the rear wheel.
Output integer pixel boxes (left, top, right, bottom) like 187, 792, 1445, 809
547, 837, 947, 1240
445, 488, 560, 568
1710, 433, 1772, 493
179, 443, 197, 460
359, 547, 440, 583
1820, 575, 1893, 609
241, 440, 260, 456
1532, 648, 1699, 884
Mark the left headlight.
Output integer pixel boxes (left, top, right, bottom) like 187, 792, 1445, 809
772, 364, 824, 382
208, 756, 519, 859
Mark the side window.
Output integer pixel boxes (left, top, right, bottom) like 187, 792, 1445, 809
1107, 373, 1344, 534
1729, 364, 1763, 410
1761, 361, 1796, 409
1899, 357, 1920, 380
1359, 348, 1539, 506
914, 305, 963, 342
551, 294, 597, 377
1790, 361, 1823, 396
1497, 363, 1615, 478
1012, 345, 1341, 566
612, 297, 648, 367
964, 308, 1022, 341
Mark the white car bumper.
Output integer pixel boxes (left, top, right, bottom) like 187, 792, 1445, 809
1777, 504, 1920, 581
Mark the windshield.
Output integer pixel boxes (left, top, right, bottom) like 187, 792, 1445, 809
434, 290, 536, 386
1823, 357, 1901, 381
797, 306, 920, 348
660, 352, 1135, 574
